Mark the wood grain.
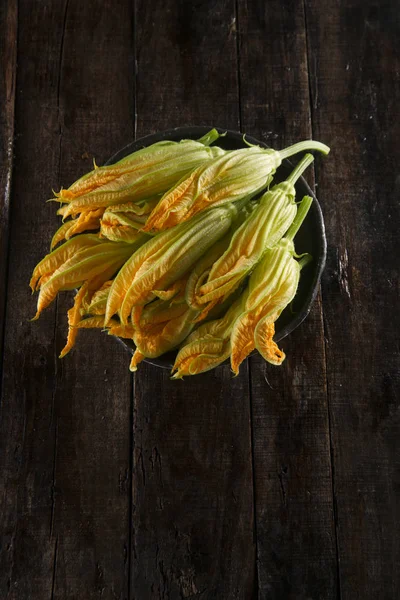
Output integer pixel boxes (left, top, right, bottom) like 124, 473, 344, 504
305, 0, 400, 597
0, 0, 135, 598
0, 0, 17, 380
1, 1, 399, 598
237, 0, 338, 597
0, 0, 68, 595
132, 0, 255, 597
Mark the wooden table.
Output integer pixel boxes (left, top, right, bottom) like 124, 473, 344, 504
1, 1, 399, 598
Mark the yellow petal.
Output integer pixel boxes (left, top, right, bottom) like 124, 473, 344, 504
50, 221, 76, 250
75, 316, 117, 329
133, 303, 197, 358
130, 305, 143, 326
65, 208, 104, 239
230, 306, 265, 375
130, 350, 145, 372
34, 242, 134, 318
107, 323, 135, 338
84, 281, 112, 316
152, 276, 188, 302
30, 234, 103, 291
171, 337, 230, 378
254, 316, 285, 365
59, 284, 90, 358
142, 168, 200, 232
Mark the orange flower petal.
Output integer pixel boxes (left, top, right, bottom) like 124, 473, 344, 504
254, 316, 285, 365
30, 234, 103, 291
59, 283, 90, 358
230, 306, 265, 375
130, 350, 145, 372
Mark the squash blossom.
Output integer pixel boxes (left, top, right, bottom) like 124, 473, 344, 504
171, 291, 249, 379
99, 198, 160, 243
185, 233, 233, 319
196, 153, 315, 313
185, 200, 257, 319
105, 202, 242, 326
50, 209, 104, 249
30, 235, 147, 356
143, 140, 329, 233
129, 297, 199, 372
230, 195, 314, 374
81, 281, 112, 316
55, 131, 227, 218
31, 236, 147, 319
30, 234, 104, 292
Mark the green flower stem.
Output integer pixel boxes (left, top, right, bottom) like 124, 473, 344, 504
285, 195, 313, 242
197, 128, 221, 146
279, 140, 330, 159
298, 254, 313, 269
286, 153, 314, 185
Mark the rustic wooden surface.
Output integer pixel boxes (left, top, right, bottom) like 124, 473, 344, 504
0, 1, 399, 599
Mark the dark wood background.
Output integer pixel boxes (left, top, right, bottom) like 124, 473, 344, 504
1, 1, 399, 598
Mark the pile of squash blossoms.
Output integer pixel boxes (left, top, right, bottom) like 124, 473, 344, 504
30, 129, 329, 377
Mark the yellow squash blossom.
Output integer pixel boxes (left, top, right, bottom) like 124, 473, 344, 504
99, 198, 160, 243
196, 154, 314, 312
55, 132, 226, 218
171, 291, 248, 378
56, 129, 222, 201
50, 209, 104, 249
105, 202, 241, 326
30, 234, 104, 292
185, 200, 257, 319
31, 236, 147, 321
81, 281, 113, 316
143, 140, 329, 233
230, 196, 314, 374
128, 298, 199, 371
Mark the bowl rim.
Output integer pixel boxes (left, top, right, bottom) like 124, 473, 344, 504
105, 126, 327, 370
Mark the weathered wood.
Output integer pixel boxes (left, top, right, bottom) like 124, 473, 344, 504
49, 1, 137, 595
1, 1, 400, 599
305, 0, 400, 598
0, 1, 67, 595
237, 1, 338, 597
0, 0, 17, 375
131, 0, 255, 597
0, 0, 134, 598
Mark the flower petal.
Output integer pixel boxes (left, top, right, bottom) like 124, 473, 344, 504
130, 350, 145, 372
30, 234, 103, 291
254, 316, 285, 365
59, 283, 90, 358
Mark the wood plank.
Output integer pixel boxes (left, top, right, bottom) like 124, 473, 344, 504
131, 0, 255, 597
237, 1, 339, 597
0, 1, 134, 598
0, 0, 17, 375
305, 1, 400, 598
0, 1, 66, 595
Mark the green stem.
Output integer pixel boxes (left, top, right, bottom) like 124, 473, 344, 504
298, 254, 313, 269
285, 195, 313, 241
279, 139, 330, 159
286, 153, 314, 185
197, 128, 221, 146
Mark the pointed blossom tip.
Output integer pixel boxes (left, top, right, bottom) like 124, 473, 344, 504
59, 347, 70, 359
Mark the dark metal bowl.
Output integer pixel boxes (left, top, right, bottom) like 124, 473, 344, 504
105, 126, 327, 370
